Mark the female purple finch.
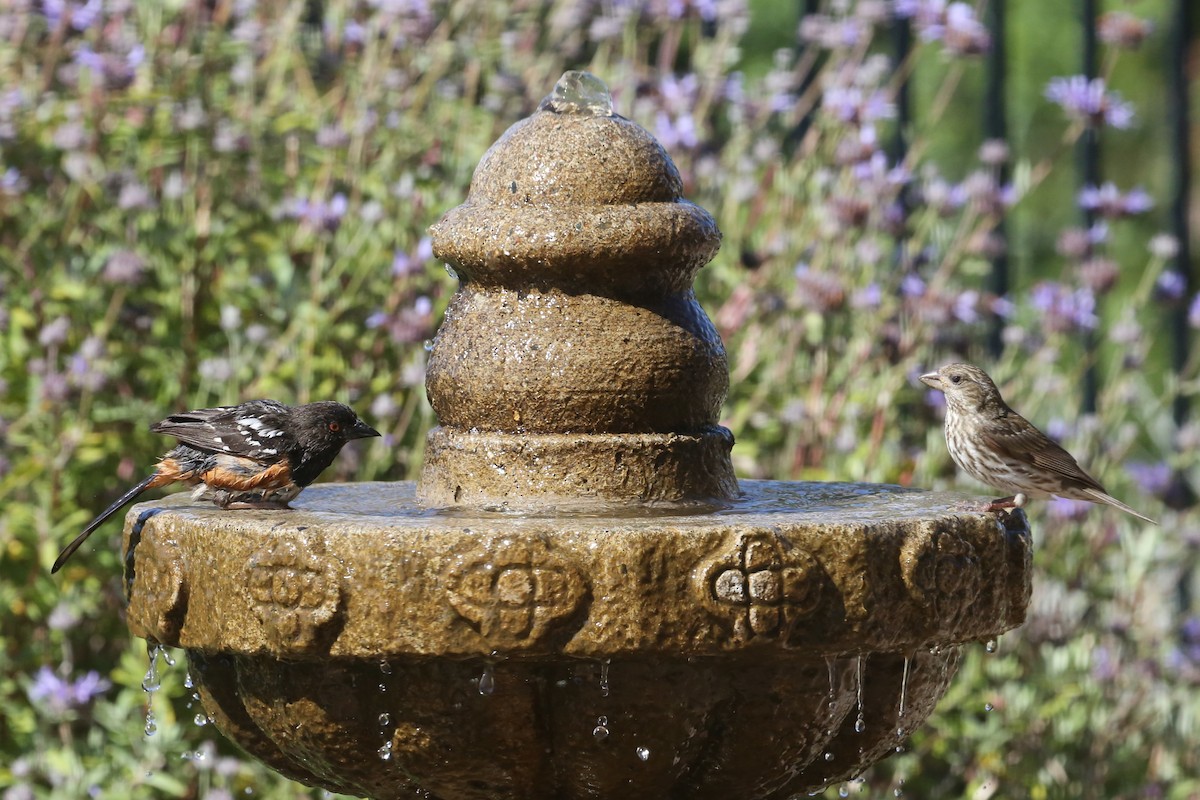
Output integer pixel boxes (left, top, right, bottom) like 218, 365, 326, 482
920, 363, 1155, 524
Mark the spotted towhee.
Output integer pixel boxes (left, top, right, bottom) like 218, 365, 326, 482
52, 400, 380, 573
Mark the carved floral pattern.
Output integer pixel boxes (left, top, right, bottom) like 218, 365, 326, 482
246, 534, 343, 652
701, 530, 825, 643
447, 539, 589, 649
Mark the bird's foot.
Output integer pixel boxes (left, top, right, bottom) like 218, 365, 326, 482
983, 493, 1027, 513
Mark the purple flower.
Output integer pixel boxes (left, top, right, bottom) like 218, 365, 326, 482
851, 283, 882, 309
952, 289, 980, 323
1045, 76, 1135, 129
1126, 461, 1171, 498
900, 274, 926, 298
1078, 182, 1153, 218
38, 317, 71, 348
1189, 294, 1200, 329
822, 86, 895, 125
1029, 281, 1098, 332
281, 193, 348, 232
798, 15, 869, 50
28, 666, 111, 715
1050, 496, 1093, 521
1155, 271, 1187, 303
0, 167, 26, 195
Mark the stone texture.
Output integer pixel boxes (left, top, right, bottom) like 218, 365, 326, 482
122, 481, 1031, 799
422, 75, 734, 509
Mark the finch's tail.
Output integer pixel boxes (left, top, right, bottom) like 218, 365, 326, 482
1082, 488, 1158, 525
52, 472, 164, 573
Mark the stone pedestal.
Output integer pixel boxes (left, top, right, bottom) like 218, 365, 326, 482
121, 73, 1033, 799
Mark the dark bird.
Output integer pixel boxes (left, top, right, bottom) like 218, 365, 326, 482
920, 363, 1155, 524
52, 400, 380, 573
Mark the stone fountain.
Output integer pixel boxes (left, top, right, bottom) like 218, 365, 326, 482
122, 72, 1031, 799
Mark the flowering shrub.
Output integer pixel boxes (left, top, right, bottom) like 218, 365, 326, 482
1, 1, 1196, 798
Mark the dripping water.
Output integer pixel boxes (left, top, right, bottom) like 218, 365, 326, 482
896, 652, 912, 744
142, 644, 163, 736
478, 665, 496, 696
599, 659, 610, 698
853, 655, 865, 734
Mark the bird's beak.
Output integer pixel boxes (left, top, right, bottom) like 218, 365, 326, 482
919, 371, 943, 390
348, 419, 381, 439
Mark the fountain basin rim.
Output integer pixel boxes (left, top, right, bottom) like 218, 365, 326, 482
122, 480, 1031, 661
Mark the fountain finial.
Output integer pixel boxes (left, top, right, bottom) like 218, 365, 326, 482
421, 70, 736, 509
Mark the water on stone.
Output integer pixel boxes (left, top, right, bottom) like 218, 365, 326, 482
538, 70, 614, 117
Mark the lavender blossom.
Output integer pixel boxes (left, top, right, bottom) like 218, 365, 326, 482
1029, 281, 1098, 332
1189, 294, 1200, 330
1154, 271, 1187, 303
1126, 461, 1171, 498
1045, 76, 1135, 129
281, 193, 349, 232
28, 666, 111, 716
1078, 182, 1153, 218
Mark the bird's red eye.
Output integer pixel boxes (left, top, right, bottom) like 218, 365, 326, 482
329, 421, 341, 432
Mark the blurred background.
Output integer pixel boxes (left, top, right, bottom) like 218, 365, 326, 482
1, 0, 1198, 797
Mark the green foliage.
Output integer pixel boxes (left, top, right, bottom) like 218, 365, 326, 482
1, 1, 1197, 799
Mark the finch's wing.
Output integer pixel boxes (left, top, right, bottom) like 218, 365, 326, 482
151, 400, 296, 460
982, 411, 1109, 493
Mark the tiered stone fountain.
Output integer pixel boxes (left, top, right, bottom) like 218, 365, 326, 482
122, 72, 1031, 799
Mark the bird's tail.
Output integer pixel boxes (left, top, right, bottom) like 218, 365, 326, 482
51, 472, 164, 573
1082, 488, 1158, 526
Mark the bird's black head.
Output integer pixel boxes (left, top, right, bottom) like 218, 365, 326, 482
291, 401, 381, 452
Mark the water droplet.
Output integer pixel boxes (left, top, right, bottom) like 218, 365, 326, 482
183, 672, 194, 689
144, 710, 157, 737
635, 746, 650, 762
592, 721, 609, 740
141, 646, 162, 693
599, 659, 610, 698
379, 712, 392, 727
894, 788, 904, 797
162, 650, 176, 667
985, 638, 997, 653
854, 717, 866, 733
539, 71, 614, 117
194, 713, 209, 727
894, 743, 905, 753
984, 702, 994, 712
897, 654, 911, 719
378, 742, 393, 761
423, 339, 435, 352
379, 660, 393, 675
443, 263, 458, 280
839, 786, 850, 798
478, 668, 495, 696
824, 751, 835, 761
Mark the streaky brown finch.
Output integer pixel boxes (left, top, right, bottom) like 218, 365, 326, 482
920, 363, 1156, 524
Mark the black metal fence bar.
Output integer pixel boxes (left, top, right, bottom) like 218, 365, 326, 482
985, 0, 1009, 358
1169, 0, 1194, 429
1079, 0, 1100, 414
